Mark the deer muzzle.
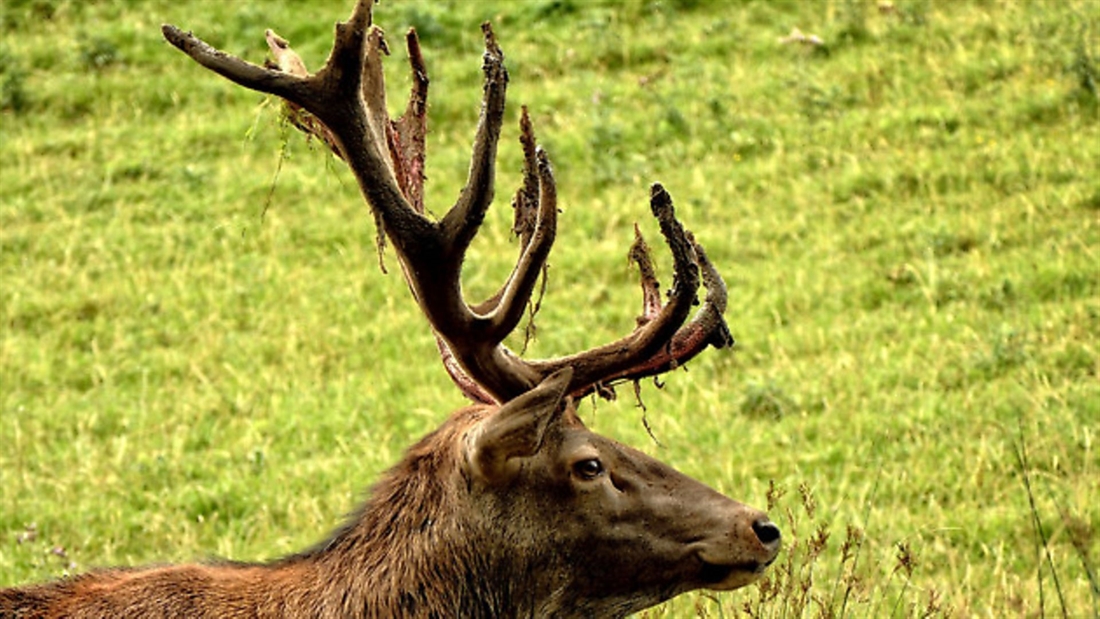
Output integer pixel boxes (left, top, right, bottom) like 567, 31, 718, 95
693, 513, 782, 591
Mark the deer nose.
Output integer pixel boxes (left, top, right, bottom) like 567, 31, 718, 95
752, 518, 782, 550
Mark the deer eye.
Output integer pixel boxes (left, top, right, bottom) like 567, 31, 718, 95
573, 458, 604, 480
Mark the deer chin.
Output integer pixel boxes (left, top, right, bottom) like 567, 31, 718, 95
694, 542, 779, 591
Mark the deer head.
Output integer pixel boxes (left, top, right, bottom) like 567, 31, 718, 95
0, 2, 779, 618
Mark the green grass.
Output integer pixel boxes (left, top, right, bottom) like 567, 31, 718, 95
2, 0, 1097, 616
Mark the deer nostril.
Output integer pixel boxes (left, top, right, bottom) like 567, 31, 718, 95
752, 519, 781, 546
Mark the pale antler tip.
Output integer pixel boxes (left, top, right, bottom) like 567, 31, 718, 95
481, 21, 502, 58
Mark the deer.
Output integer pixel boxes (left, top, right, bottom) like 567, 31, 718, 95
0, 2, 781, 617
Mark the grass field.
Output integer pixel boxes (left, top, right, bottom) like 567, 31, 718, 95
1, 0, 1097, 616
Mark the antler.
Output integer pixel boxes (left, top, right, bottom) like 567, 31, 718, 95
162, 0, 732, 404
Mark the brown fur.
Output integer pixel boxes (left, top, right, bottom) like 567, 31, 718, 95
2, 397, 779, 618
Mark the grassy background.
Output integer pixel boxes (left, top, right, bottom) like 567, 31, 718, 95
1, 0, 1097, 616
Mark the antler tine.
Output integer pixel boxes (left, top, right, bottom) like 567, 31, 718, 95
523, 184, 705, 396
511, 106, 543, 250
568, 238, 733, 400
473, 105, 558, 334
161, 25, 309, 104
470, 105, 544, 318
438, 22, 508, 259
391, 28, 429, 215
476, 147, 557, 342
630, 224, 665, 324
166, 0, 435, 257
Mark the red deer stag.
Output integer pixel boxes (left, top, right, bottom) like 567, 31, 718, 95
0, 1, 780, 617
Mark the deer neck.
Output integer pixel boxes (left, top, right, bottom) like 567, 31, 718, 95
280, 409, 649, 618
277, 409, 537, 617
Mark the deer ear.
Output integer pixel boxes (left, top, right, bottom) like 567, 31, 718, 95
466, 368, 573, 485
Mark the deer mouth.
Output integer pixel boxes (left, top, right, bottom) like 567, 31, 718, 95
697, 556, 774, 591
